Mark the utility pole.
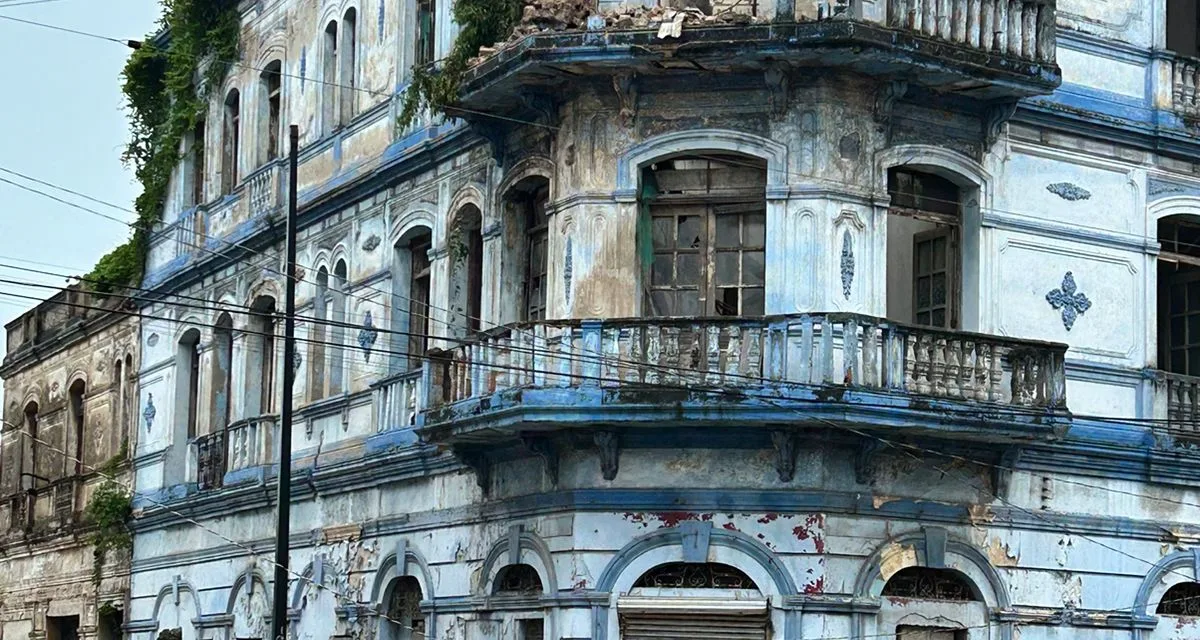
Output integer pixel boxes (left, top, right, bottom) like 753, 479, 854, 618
271, 125, 300, 640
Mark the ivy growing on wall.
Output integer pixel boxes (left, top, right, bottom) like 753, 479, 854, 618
90, 0, 241, 292
85, 478, 133, 585
398, 0, 522, 129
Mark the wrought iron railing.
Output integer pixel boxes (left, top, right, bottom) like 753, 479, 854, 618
195, 431, 226, 491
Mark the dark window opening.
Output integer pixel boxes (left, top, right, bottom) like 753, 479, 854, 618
68, 380, 85, 476
97, 605, 123, 640
1168, 0, 1200, 58
221, 90, 241, 194
408, 233, 432, 369
191, 118, 206, 206
46, 616, 80, 640
1157, 581, 1200, 616
493, 564, 544, 595
887, 168, 963, 329
1159, 216, 1200, 376
213, 313, 234, 431
329, 260, 348, 396
644, 155, 767, 318
262, 62, 282, 162
881, 567, 979, 602
251, 296, 278, 415
340, 9, 358, 125
449, 205, 484, 335
322, 21, 339, 134
387, 576, 425, 640
310, 267, 330, 401
632, 562, 758, 589
525, 188, 550, 322
415, 0, 436, 68
519, 619, 544, 640
178, 329, 201, 441
22, 403, 38, 491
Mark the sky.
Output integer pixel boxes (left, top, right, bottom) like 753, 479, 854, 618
0, 1, 161, 351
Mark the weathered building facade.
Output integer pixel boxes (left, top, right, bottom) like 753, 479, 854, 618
121, 0, 1200, 639
0, 287, 139, 640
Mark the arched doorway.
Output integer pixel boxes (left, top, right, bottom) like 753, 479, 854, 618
618, 562, 768, 640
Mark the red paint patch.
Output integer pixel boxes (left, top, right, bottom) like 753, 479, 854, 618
573, 579, 588, 590
722, 523, 738, 531
792, 514, 827, 553
802, 577, 825, 594
757, 513, 779, 524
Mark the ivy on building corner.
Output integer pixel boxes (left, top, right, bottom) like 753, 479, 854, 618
84, 479, 133, 585
398, 0, 522, 129
92, 0, 241, 293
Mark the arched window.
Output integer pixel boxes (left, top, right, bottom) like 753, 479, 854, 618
391, 228, 433, 374
643, 155, 767, 318
493, 564, 543, 595
384, 576, 425, 640
260, 61, 282, 164
114, 358, 125, 437
501, 176, 551, 323
329, 260, 348, 395
124, 354, 134, 432
68, 380, 85, 475
415, 0, 436, 68
221, 89, 241, 194
887, 168, 963, 329
247, 296, 278, 416
175, 329, 201, 441
310, 267, 330, 402
322, 20, 339, 134
1157, 581, 1200, 616
21, 402, 38, 491
340, 8, 358, 125
189, 118, 206, 206
881, 567, 979, 602
212, 313, 234, 431
1158, 216, 1200, 375
448, 205, 483, 337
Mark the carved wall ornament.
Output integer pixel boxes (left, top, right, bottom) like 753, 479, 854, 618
613, 72, 639, 129
984, 101, 1019, 147
563, 237, 573, 306
765, 64, 789, 117
361, 234, 381, 252
1046, 182, 1091, 201
357, 311, 378, 361
293, 350, 303, 372
299, 47, 307, 92
873, 80, 907, 131
840, 231, 855, 300
1148, 179, 1189, 198
594, 431, 620, 481
771, 431, 797, 482
1046, 271, 1092, 331
143, 394, 156, 432
147, 333, 159, 347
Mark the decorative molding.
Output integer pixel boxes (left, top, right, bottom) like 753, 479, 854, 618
1148, 177, 1199, 199
594, 431, 620, 481
840, 231, 855, 300
143, 394, 156, 432
361, 234, 381, 252
771, 430, 797, 482
563, 237, 573, 307
1046, 271, 1092, 331
985, 101, 1019, 147
679, 521, 713, 563
147, 333, 160, 347
873, 80, 907, 130
1046, 182, 1092, 201
357, 311, 378, 361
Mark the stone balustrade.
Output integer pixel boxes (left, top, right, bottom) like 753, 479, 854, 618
226, 415, 278, 474
1171, 55, 1200, 119
1156, 371, 1200, 441
246, 161, 284, 219
373, 370, 423, 432
424, 313, 1068, 414
886, 0, 1055, 63
173, 207, 206, 261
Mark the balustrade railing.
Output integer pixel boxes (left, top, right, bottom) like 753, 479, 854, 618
247, 162, 283, 219
374, 370, 423, 431
195, 431, 226, 491
52, 479, 75, 521
424, 314, 1068, 414
1171, 56, 1200, 119
225, 415, 278, 474
1155, 371, 1200, 441
175, 208, 206, 258
886, 0, 1055, 63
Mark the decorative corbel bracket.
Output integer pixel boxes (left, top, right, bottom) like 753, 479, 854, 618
765, 64, 790, 118
985, 100, 1019, 148
770, 430, 798, 482
613, 72, 639, 130
522, 434, 560, 487
519, 91, 557, 129
594, 431, 620, 481
993, 446, 1022, 499
455, 447, 491, 495
873, 80, 908, 133
476, 124, 509, 170
855, 438, 884, 485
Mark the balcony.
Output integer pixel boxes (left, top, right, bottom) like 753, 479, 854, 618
373, 370, 424, 432
1170, 55, 1200, 120
418, 313, 1069, 449
194, 415, 279, 491
456, 0, 1059, 117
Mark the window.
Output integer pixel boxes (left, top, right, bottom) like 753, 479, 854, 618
114, 359, 125, 437
525, 191, 549, 322
415, 0, 436, 68
881, 567, 979, 602
248, 296, 278, 415
322, 21, 339, 134
340, 8, 358, 125
896, 627, 965, 640
501, 177, 552, 323
124, 354, 135, 431
222, 90, 241, 194
632, 562, 758, 589
407, 232, 432, 369
212, 313, 234, 431
519, 619, 544, 640
46, 616, 79, 640
1158, 216, 1200, 375
261, 62, 282, 163
1157, 581, 1200, 616
493, 564, 544, 595
1168, 0, 1200, 58
448, 205, 484, 336
887, 168, 962, 329
310, 267, 330, 401
308, 262, 348, 400
68, 380, 85, 475
385, 576, 425, 640
177, 329, 201, 441
329, 260, 348, 395
21, 402, 38, 491
190, 118, 206, 206
644, 155, 767, 317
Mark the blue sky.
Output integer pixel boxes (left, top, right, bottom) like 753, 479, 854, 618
0, 1, 159, 336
